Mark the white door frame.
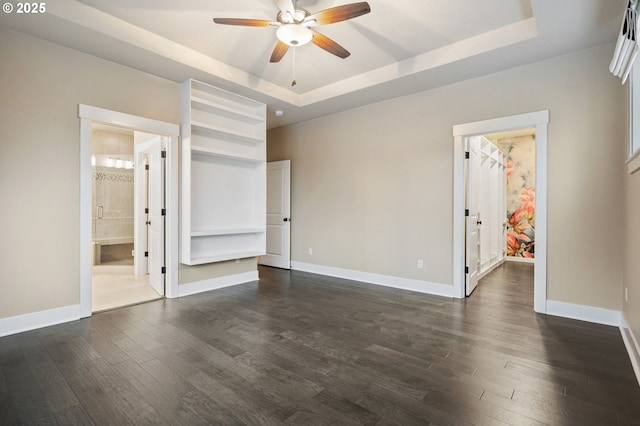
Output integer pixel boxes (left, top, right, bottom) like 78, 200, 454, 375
452, 110, 549, 313
79, 104, 179, 318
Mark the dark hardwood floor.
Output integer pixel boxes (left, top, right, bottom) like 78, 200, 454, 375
1, 262, 639, 425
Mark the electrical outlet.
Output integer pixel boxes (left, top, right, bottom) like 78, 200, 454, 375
308, 247, 313, 255
417, 259, 424, 269
625, 287, 629, 302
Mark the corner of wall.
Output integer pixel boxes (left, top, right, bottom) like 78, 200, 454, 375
621, 313, 640, 386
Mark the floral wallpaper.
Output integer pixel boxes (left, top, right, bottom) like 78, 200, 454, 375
497, 135, 536, 259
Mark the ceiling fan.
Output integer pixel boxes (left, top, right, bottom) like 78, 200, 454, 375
213, 0, 371, 63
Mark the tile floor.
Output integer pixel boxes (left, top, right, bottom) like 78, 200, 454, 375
92, 260, 162, 312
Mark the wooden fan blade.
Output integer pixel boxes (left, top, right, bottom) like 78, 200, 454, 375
213, 18, 275, 27
270, 41, 290, 63
304, 2, 370, 27
311, 31, 350, 59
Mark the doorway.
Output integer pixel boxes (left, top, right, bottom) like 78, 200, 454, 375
79, 105, 179, 318
91, 123, 164, 312
452, 110, 549, 313
466, 129, 536, 296
90, 125, 168, 311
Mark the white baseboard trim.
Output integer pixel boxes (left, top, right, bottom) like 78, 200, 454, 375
620, 314, 640, 386
505, 256, 535, 264
478, 258, 506, 280
178, 271, 259, 298
546, 300, 621, 327
291, 261, 454, 298
0, 304, 81, 338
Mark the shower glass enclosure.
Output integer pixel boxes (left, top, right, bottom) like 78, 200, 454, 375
91, 125, 135, 265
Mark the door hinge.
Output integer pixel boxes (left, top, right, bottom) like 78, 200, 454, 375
145, 164, 150, 170
144, 251, 149, 257
161, 150, 166, 158
161, 266, 166, 274
465, 266, 469, 274
145, 208, 149, 214
161, 208, 166, 216
465, 151, 470, 159
465, 209, 469, 217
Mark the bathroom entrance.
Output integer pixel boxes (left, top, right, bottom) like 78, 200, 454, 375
79, 104, 179, 318
90, 123, 165, 312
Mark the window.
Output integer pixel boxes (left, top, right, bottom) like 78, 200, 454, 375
629, 64, 640, 173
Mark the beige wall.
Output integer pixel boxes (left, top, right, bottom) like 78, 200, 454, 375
0, 27, 255, 320
268, 43, 626, 311
0, 24, 630, 324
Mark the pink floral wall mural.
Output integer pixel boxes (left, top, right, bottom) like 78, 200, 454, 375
497, 135, 536, 259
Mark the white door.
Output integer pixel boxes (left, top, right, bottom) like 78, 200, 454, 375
466, 136, 481, 296
147, 139, 165, 295
260, 160, 291, 269
134, 147, 149, 276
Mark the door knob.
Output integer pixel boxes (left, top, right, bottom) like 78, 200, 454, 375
283, 218, 290, 222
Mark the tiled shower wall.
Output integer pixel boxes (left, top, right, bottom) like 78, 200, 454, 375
92, 128, 135, 250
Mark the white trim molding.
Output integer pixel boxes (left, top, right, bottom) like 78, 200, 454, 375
78, 104, 178, 135
546, 300, 621, 327
291, 261, 454, 298
620, 314, 640, 386
0, 305, 80, 338
177, 271, 259, 298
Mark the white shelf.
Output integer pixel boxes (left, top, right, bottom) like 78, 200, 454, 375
191, 96, 263, 123
191, 145, 262, 163
180, 79, 266, 265
191, 228, 265, 237
191, 121, 263, 145
187, 250, 266, 265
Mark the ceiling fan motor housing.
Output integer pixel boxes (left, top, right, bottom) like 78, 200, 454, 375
277, 9, 310, 24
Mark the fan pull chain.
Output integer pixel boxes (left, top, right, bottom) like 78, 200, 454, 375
291, 47, 297, 86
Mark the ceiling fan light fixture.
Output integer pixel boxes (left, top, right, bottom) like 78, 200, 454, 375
213, 1, 371, 62
277, 24, 313, 46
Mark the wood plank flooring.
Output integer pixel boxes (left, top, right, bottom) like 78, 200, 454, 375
1, 262, 639, 425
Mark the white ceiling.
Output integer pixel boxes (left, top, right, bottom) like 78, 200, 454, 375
0, 0, 625, 128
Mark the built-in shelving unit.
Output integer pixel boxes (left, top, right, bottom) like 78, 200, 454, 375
477, 136, 507, 277
180, 79, 266, 265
